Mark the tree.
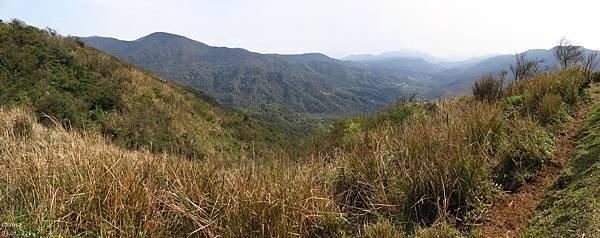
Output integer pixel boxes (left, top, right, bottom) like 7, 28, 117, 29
510, 52, 544, 81
583, 51, 599, 86
554, 38, 584, 68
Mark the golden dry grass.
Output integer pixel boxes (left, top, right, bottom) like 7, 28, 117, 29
0, 69, 588, 237
0, 108, 341, 237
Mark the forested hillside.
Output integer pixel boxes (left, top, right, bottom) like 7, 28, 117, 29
0, 20, 297, 158
82, 33, 427, 115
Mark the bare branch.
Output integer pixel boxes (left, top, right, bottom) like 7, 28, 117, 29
583, 51, 599, 85
554, 38, 584, 68
510, 52, 544, 81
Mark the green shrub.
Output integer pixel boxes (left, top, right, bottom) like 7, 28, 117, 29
344, 122, 361, 135
35, 93, 86, 128
496, 117, 554, 191
473, 74, 503, 102
378, 104, 417, 125
503, 95, 524, 117
314, 116, 369, 151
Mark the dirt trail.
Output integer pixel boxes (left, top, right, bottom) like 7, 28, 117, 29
478, 94, 595, 237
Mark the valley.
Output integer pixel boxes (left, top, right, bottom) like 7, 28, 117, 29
1, 16, 600, 237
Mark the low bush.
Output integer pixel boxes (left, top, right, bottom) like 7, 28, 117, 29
35, 93, 86, 128
503, 95, 524, 118
375, 100, 423, 126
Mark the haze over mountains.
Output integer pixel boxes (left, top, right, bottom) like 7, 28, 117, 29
82, 32, 599, 116
82, 33, 423, 116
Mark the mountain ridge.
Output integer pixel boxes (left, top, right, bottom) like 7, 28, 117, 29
81, 33, 428, 115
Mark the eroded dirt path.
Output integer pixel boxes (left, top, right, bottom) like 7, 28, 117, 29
478, 92, 596, 238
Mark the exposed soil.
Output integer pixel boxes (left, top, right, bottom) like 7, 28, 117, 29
478, 95, 595, 237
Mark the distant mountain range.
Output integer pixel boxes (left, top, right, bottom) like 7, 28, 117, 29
342, 49, 442, 63
82, 33, 430, 115
342, 50, 498, 68
81, 32, 599, 115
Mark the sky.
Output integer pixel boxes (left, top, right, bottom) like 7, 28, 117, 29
1, 0, 599, 59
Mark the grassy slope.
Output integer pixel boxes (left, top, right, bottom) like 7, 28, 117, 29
0, 68, 589, 237
1, 20, 596, 237
0, 20, 297, 158
521, 85, 600, 237
0, 108, 338, 237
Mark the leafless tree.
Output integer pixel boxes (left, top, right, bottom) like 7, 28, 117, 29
498, 68, 508, 82
510, 52, 544, 81
583, 51, 599, 85
554, 38, 584, 68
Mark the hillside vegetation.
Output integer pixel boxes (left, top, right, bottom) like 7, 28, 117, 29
522, 85, 600, 237
0, 20, 298, 158
81, 33, 424, 115
1, 20, 597, 237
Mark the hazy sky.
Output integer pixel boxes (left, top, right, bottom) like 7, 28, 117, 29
2, 0, 599, 59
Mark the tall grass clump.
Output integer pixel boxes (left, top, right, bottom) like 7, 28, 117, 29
496, 117, 554, 191
326, 101, 503, 232
397, 102, 502, 225
536, 93, 570, 126
473, 74, 504, 102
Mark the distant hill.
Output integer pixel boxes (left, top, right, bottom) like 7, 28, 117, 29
342, 50, 496, 68
342, 49, 442, 63
81, 33, 428, 115
0, 20, 299, 158
350, 57, 446, 82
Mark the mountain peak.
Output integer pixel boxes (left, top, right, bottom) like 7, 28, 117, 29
269, 52, 336, 62
134, 32, 207, 46
139, 32, 180, 39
